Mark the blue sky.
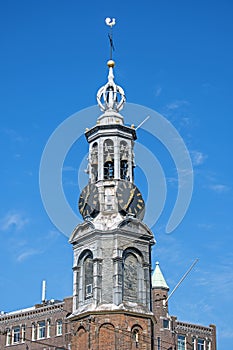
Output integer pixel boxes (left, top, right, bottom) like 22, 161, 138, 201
0, 0, 233, 348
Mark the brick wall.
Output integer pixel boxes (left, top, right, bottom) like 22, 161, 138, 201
71, 312, 154, 350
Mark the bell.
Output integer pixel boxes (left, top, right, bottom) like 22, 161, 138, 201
121, 152, 128, 161
105, 153, 113, 163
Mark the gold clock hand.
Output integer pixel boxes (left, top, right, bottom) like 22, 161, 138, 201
124, 187, 136, 210
80, 200, 86, 214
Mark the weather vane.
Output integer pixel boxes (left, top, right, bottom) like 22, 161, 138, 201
105, 17, 116, 60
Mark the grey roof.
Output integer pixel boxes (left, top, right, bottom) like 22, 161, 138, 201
152, 261, 169, 290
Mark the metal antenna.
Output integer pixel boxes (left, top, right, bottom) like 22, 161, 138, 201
135, 115, 150, 131
42, 280, 46, 303
166, 258, 199, 303
105, 17, 116, 60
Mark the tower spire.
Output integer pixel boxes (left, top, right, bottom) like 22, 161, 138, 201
152, 261, 169, 290
96, 18, 126, 115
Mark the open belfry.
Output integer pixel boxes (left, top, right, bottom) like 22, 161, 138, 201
0, 19, 217, 350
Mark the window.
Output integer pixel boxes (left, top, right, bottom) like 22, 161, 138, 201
6, 328, 11, 346
86, 284, 92, 297
38, 321, 46, 339
157, 337, 161, 350
47, 319, 51, 338
132, 329, 139, 348
192, 337, 196, 350
32, 323, 36, 341
103, 139, 114, 179
120, 141, 129, 180
56, 320, 62, 336
91, 142, 98, 182
84, 255, 93, 300
123, 252, 138, 301
163, 319, 169, 329
197, 339, 204, 350
22, 325, 26, 342
178, 335, 186, 350
13, 326, 20, 343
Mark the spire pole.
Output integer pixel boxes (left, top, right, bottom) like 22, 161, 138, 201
105, 17, 116, 60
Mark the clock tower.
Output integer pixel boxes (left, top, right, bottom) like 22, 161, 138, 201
69, 58, 155, 349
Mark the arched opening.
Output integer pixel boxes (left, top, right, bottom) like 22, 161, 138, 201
132, 326, 143, 349
77, 250, 94, 304
75, 326, 88, 350
120, 141, 129, 180
103, 139, 114, 179
84, 255, 93, 299
99, 323, 115, 350
123, 252, 138, 302
91, 142, 98, 182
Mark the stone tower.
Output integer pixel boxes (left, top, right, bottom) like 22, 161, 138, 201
69, 58, 155, 349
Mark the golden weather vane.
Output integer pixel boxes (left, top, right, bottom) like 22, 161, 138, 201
105, 17, 116, 60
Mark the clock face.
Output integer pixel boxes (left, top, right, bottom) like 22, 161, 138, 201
78, 183, 100, 219
116, 180, 145, 219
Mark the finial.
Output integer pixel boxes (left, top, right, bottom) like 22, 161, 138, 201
105, 17, 115, 60
107, 59, 115, 68
96, 18, 125, 113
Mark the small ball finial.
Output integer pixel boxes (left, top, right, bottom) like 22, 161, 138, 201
107, 59, 115, 68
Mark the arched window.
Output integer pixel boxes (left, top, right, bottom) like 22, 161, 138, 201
91, 142, 98, 182
31, 323, 36, 341
22, 325, 26, 342
76, 326, 88, 350
76, 250, 94, 308
120, 141, 129, 180
103, 139, 114, 179
132, 326, 143, 349
99, 323, 115, 350
84, 254, 93, 299
47, 319, 51, 338
123, 252, 138, 302
5, 328, 11, 346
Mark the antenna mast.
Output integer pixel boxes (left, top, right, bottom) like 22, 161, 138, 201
42, 280, 46, 303
166, 258, 199, 303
